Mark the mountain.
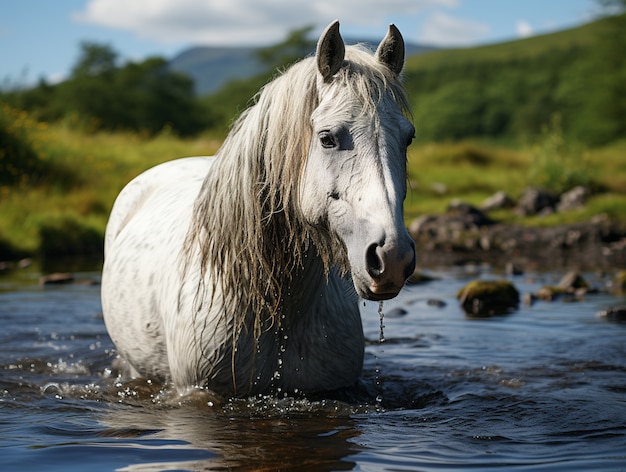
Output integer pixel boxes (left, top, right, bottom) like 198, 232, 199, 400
169, 40, 437, 96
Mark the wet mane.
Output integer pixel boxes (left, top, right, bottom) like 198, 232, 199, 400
183, 45, 410, 347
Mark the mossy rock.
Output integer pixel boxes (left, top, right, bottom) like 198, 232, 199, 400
457, 279, 520, 317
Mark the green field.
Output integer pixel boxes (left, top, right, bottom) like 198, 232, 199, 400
1, 105, 625, 260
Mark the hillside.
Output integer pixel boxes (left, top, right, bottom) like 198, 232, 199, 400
169, 39, 437, 96
168, 46, 263, 96
403, 15, 625, 146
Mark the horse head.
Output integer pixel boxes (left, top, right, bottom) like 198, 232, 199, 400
300, 21, 416, 301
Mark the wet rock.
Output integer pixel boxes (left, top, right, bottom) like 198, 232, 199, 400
457, 279, 520, 316
406, 270, 437, 285
557, 186, 590, 212
427, 299, 447, 308
385, 307, 409, 317
480, 191, 514, 212
535, 270, 591, 301
557, 270, 589, 291
612, 270, 626, 294
515, 187, 559, 216
505, 261, 524, 276
596, 306, 626, 323
38, 272, 100, 286
39, 272, 75, 286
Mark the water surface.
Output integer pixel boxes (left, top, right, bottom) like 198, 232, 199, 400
1, 263, 625, 471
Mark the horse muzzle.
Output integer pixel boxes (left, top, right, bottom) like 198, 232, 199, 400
354, 236, 416, 301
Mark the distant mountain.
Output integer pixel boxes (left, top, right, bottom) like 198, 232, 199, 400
169, 40, 437, 96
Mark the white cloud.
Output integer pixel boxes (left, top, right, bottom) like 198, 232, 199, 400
516, 19, 533, 38
73, 0, 460, 45
418, 11, 489, 46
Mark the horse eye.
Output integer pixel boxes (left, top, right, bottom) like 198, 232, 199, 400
319, 131, 337, 149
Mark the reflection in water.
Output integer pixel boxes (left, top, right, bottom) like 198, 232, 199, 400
1, 265, 626, 470
101, 402, 360, 471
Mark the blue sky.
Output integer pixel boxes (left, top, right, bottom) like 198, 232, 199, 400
1, 0, 601, 86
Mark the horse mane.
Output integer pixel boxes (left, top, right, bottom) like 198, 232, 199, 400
182, 45, 411, 368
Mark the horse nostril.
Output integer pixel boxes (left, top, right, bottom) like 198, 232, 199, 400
366, 243, 384, 279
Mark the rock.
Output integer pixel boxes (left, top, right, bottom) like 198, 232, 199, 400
612, 270, 626, 294
515, 187, 559, 216
535, 270, 591, 301
406, 270, 436, 285
596, 306, 626, 322
18, 258, 32, 268
430, 182, 448, 195
39, 272, 74, 286
557, 186, 590, 212
385, 307, 409, 317
447, 200, 495, 227
557, 270, 589, 291
457, 279, 520, 316
480, 191, 514, 212
427, 299, 447, 308
505, 261, 524, 276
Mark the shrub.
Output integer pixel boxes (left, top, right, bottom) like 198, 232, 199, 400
526, 115, 598, 195
38, 217, 103, 259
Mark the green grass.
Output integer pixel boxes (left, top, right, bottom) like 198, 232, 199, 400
1, 112, 625, 259
0, 115, 221, 258
405, 138, 626, 226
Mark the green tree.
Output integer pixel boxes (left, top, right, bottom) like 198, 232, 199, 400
254, 25, 315, 71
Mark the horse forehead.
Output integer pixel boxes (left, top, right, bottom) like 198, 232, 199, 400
312, 91, 404, 130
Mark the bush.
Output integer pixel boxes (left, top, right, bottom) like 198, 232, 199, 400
0, 104, 78, 188
38, 217, 103, 259
527, 115, 598, 194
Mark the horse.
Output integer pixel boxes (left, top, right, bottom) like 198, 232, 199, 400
101, 21, 416, 397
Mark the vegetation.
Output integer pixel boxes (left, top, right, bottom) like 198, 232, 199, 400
405, 11, 626, 146
1, 3, 625, 260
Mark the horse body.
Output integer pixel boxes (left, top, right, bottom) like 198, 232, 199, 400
102, 22, 415, 396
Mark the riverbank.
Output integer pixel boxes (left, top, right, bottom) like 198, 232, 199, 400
410, 206, 626, 271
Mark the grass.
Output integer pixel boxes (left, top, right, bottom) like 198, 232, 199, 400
1, 111, 625, 260
405, 137, 626, 226
0, 114, 221, 258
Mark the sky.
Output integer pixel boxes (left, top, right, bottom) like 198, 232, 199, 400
0, 0, 602, 86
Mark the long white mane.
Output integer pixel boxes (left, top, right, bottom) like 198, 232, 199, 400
183, 45, 411, 354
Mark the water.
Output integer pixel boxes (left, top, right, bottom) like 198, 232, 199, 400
1, 262, 626, 471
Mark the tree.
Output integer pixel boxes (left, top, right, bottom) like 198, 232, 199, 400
254, 25, 316, 72
71, 42, 118, 77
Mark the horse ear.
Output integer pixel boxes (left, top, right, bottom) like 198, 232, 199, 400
316, 20, 345, 82
376, 24, 405, 75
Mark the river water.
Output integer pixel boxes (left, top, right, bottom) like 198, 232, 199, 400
1, 261, 625, 471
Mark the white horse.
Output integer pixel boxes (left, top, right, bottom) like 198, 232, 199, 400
101, 21, 416, 397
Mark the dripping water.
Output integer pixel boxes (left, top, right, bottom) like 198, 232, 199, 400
375, 301, 385, 405
378, 300, 385, 343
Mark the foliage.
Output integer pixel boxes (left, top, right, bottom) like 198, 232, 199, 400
254, 26, 316, 71
2, 43, 212, 136
0, 112, 221, 257
405, 12, 626, 146
526, 115, 598, 194
0, 104, 77, 187
38, 217, 103, 259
